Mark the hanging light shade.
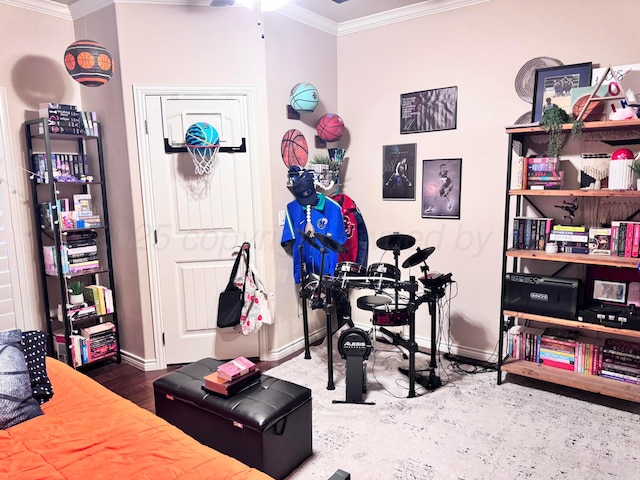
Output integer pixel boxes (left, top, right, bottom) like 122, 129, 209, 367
63, 39, 114, 87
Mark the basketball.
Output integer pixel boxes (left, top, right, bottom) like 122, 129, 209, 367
185, 122, 219, 147
63, 39, 114, 87
316, 113, 345, 142
290, 82, 319, 112
572, 95, 604, 122
281, 129, 308, 168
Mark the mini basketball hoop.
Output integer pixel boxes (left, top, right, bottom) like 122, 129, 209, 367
186, 144, 220, 175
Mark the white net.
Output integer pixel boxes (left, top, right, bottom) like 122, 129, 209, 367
186, 144, 220, 175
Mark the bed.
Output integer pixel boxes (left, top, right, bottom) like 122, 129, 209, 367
1, 353, 273, 480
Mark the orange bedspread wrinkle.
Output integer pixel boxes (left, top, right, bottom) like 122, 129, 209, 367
1, 358, 273, 480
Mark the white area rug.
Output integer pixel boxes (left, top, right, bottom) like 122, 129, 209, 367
267, 336, 640, 480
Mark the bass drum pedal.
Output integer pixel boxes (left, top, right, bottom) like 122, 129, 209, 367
334, 328, 375, 405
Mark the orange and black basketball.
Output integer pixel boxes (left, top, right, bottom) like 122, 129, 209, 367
316, 113, 345, 142
64, 39, 114, 87
281, 129, 308, 168
572, 95, 604, 122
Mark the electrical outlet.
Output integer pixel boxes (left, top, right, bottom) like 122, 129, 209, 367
278, 210, 286, 226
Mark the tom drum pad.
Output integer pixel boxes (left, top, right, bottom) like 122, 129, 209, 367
367, 263, 400, 287
335, 262, 365, 280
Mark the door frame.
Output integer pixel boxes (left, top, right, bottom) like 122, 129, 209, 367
0, 87, 32, 331
132, 84, 267, 369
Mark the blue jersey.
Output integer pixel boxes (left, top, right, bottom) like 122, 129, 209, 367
281, 194, 347, 283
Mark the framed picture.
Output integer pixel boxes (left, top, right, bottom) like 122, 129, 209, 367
382, 144, 416, 200
531, 62, 592, 123
400, 86, 457, 134
422, 158, 461, 219
592, 279, 627, 304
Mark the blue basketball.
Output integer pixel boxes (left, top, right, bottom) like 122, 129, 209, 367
289, 82, 319, 112
185, 122, 219, 147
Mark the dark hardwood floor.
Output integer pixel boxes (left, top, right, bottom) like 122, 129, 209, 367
84, 353, 300, 414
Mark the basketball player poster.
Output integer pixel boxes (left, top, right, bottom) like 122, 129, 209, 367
382, 143, 416, 200
422, 158, 462, 219
400, 87, 457, 134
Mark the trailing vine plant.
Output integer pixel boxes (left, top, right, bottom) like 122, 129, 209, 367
539, 105, 583, 158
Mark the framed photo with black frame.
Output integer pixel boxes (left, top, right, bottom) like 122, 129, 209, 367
592, 279, 627, 304
531, 62, 592, 122
422, 158, 461, 219
382, 143, 416, 200
400, 86, 458, 134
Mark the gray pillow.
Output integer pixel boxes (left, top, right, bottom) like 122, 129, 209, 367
0, 329, 43, 429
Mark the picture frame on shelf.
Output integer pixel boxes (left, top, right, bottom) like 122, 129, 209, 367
531, 62, 592, 123
592, 279, 627, 304
421, 158, 461, 219
400, 87, 457, 134
382, 143, 416, 200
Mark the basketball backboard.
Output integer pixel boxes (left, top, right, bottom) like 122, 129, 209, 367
161, 96, 246, 153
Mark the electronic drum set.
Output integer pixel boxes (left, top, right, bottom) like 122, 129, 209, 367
297, 231, 453, 401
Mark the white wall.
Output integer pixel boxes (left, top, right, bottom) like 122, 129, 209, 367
337, 0, 640, 358
3, 0, 640, 363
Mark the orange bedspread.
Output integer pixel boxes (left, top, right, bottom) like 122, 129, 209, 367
1, 358, 273, 480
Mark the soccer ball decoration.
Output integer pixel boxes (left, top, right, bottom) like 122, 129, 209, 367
64, 40, 114, 87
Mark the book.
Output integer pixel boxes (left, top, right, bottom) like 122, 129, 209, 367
216, 356, 257, 381
202, 369, 261, 397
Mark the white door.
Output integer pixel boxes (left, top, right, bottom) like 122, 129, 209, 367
143, 93, 260, 364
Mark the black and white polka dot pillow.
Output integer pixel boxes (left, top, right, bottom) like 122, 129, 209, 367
21, 331, 54, 404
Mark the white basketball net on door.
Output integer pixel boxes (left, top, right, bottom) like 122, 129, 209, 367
186, 144, 220, 175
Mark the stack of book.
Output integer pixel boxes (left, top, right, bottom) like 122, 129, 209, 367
611, 221, 640, 257
548, 225, 589, 253
523, 156, 564, 190
80, 322, 117, 364
83, 285, 114, 315
64, 231, 99, 273
600, 338, 640, 385
538, 329, 578, 371
38, 102, 98, 136
58, 302, 97, 322
512, 217, 552, 250
73, 193, 101, 228
203, 356, 260, 397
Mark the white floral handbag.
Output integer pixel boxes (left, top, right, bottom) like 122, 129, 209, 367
237, 271, 264, 335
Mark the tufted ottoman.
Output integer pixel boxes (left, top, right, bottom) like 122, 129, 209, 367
153, 358, 312, 480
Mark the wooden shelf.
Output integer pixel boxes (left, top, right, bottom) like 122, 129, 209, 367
503, 310, 640, 339
506, 118, 640, 135
509, 189, 640, 197
506, 249, 640, 268
501, 358, 640, 402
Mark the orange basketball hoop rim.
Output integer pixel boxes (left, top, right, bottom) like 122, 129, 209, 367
186, 143, 220, 175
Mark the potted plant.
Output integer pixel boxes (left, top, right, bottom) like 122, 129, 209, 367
68, 280, 85, 305
630, 157, 640, 190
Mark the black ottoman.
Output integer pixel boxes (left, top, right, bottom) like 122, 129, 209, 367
153, 358, 312, 480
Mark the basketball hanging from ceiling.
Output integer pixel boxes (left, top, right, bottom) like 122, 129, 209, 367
64, 40, 114, 87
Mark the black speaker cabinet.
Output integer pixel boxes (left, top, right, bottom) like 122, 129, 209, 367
503, 273, 582, 320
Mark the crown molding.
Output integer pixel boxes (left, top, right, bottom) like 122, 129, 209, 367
1, 0, 71, 19
277, 3, 338, 36
2, 0, 488, 34
338, 0, 490, 36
